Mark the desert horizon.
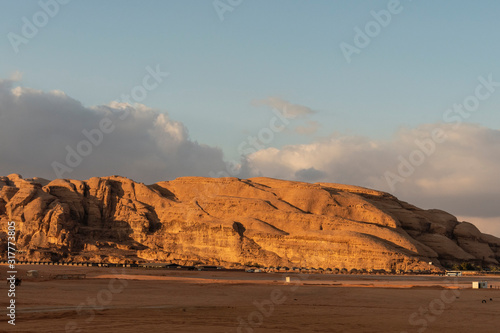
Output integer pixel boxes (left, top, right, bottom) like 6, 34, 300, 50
2, 263, 500, 332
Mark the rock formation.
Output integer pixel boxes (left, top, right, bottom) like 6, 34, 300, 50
1, 174, 499, 271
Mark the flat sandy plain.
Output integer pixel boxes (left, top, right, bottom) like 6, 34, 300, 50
1, 265, 500, 333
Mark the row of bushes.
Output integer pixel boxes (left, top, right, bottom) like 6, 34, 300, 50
447, 262, 500, 272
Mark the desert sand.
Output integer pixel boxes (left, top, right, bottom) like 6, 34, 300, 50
1, 265, 500, 333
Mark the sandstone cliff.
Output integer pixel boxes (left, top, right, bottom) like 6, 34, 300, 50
1, 174, 499, 271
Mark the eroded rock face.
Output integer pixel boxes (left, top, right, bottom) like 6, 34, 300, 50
1, 174, 499, 270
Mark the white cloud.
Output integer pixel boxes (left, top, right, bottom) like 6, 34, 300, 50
0, 79, 226, 184
252, 96, 316, 118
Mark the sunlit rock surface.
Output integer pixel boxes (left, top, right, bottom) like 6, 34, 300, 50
1, 174, 499, 270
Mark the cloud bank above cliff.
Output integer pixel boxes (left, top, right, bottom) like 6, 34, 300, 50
245, 123, 500, 226
0, 78, 227, 183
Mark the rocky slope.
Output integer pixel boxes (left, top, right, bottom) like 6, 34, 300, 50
1, 174, 499, 271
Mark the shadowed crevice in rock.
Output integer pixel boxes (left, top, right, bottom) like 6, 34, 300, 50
232, 222, 245, 237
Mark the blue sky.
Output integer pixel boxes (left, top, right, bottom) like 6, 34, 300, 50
2, 0, 500, 157
1, 0, 500, 235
